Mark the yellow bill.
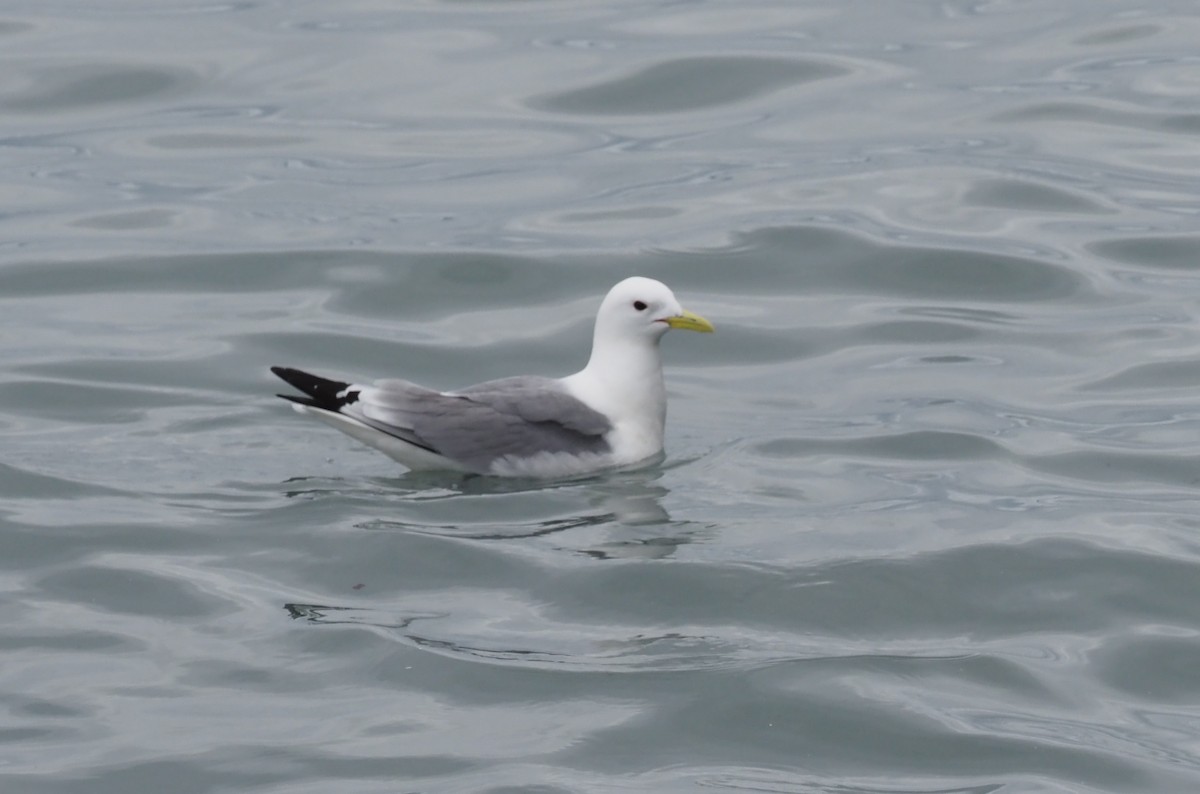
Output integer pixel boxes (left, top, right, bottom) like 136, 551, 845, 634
664, 309, 715, 333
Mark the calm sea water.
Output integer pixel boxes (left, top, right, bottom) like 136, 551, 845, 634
4, 1, 1200, 792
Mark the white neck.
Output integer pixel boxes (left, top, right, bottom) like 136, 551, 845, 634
564, 329, 668, 458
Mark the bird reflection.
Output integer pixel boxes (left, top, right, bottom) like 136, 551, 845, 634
353, 467, 709, 559
282, 469, 722, 667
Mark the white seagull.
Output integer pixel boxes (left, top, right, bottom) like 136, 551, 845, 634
271, 276, 713, 478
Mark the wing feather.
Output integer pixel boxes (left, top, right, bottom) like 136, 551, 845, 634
357, 376, 612, 472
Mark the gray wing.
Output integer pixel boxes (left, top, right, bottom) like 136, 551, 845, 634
357, 376, 612, 472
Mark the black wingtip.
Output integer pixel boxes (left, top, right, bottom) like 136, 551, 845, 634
271, 366, 314, 385
270, 366, 358, 412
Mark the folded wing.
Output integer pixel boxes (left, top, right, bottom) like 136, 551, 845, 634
358, 376, 613, 472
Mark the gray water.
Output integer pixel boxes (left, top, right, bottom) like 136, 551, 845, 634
3, 1, 1200, 792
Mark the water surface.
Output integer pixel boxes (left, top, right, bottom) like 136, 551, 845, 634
3, 1, 1200, 792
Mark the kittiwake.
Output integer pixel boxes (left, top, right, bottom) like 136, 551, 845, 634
271, 276, 713, 478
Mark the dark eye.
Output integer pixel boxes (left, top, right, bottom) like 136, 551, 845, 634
633, 300, 647, 311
